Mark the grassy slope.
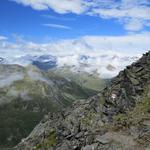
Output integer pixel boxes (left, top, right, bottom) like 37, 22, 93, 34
51, 67, 107, 92
0, 98, 43, 147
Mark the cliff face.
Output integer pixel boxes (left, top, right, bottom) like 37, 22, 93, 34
15, 52, 150, 150
102, 52, 150, 119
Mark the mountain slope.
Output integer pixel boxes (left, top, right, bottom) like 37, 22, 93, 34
51, 67, 108, 92
0, 64, 105, 148
15, 51, 150, 150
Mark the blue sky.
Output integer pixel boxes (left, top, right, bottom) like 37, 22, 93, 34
0, 0, 129, 42
0, 0, 150, 41
0, 0, 150, 43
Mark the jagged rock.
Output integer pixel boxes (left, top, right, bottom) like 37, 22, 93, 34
55, 140, 73, 150
102, 51, 150, 117
95, 134, 111, 144
143, 120, 150, 126
81, 143, 98, 150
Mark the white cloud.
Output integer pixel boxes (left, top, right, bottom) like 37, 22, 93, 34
90, 0, 150, 31
123, 19, 144, 31
0, 73, 24, 88
0, 36, 7, 40
43, 23, 71, 30
11, 0, 150, 31
82, 33, 150, 54
11, 0, 86, 14
1, 33, 150, 57
0, 32, 150, 78
41, 14, 76, 21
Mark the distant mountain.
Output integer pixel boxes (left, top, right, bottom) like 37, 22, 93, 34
0, 57, 5, 63
1, 54, 140, 78
32, 55, 57, 70
17, 55, 57, 70
79, 55, 90, 61
51, 67, 108, 92
15, 51, 150, 150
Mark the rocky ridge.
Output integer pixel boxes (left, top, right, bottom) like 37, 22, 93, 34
15, 51, 150, 150
102, 51, 150, 119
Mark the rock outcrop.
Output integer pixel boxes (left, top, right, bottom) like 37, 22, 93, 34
102, 52, 150, 119
15, 51, 150, 150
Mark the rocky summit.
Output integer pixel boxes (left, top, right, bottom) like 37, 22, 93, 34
15, 52, 150, 150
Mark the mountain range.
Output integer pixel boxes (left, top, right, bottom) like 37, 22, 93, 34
0, 54, 139, 78
14, 51, 150, 150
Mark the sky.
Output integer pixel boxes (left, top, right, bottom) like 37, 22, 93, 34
0, 0, 129, 41
0, 0, 150, 77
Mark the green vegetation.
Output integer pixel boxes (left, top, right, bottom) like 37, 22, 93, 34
81, 111, 96, 127
0, 98, 43, 148
113, 85, 150, 128
0, 93, 62, 148
35, 129, 56, 150
51, 67, 107, 92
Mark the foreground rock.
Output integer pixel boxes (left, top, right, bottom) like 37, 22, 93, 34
15, 52, 150, 150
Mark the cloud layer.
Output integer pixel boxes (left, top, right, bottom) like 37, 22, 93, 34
11, 0, 150, 31
43, 23, 71, 30
0, 32, 150, 78
11, 0, 86, 14
0, 35, 7, 40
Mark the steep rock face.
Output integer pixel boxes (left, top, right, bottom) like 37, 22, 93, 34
15, 52, 150, 150
102, 52, 150, 118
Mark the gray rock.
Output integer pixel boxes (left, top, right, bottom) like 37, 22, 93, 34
95, 134, 111, 144
56, 140, 73, 150
81, 143, 98, 150
143, 120, 150, 126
